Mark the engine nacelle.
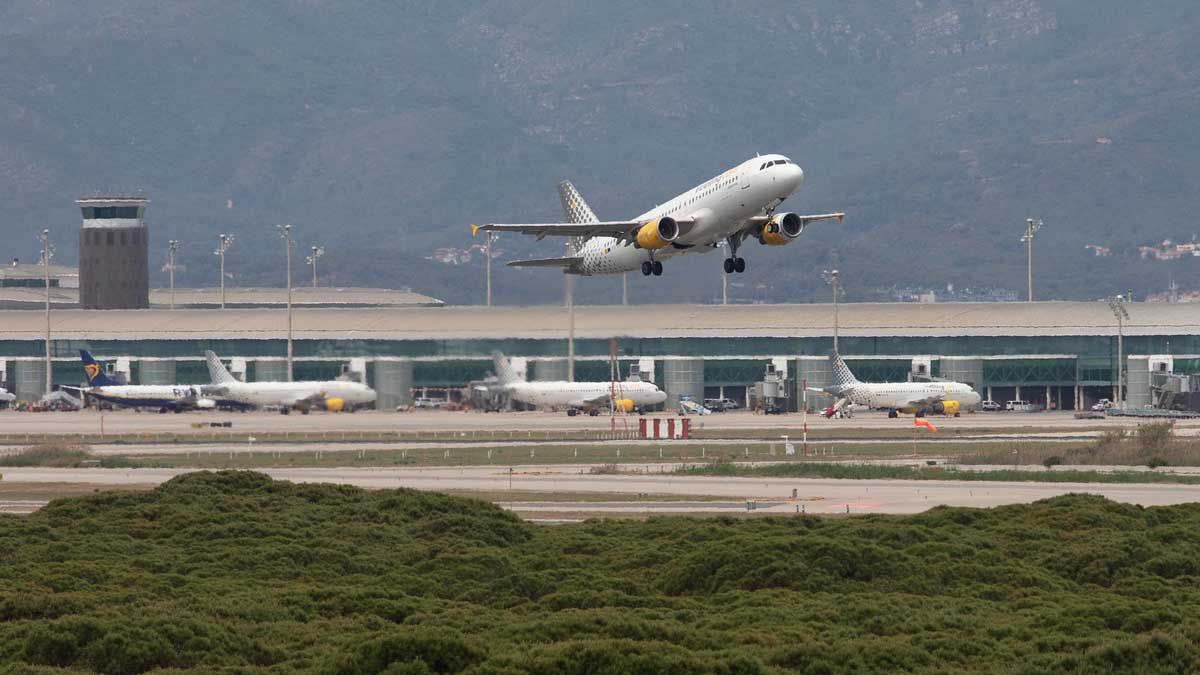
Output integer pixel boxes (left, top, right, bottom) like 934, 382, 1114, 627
635, 217, 679, 250
613, 398, 634, 413
931, 400, 961, 416
759, 212, 804, 246
325, 397, 346, 412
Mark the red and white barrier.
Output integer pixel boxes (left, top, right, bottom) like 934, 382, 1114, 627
639, 418, 690, 439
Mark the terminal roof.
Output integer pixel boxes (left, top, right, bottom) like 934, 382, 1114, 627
0, 302, 1194, 341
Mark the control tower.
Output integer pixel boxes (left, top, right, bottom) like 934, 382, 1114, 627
77, 196, 150, 309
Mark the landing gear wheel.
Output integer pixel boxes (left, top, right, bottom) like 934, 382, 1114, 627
734, 257, 746, 273
887, 410, 898, 418
652, 260, 663, 276
723, 258, 735, 274
641, 261, 652, 276
567, 408, 578, 417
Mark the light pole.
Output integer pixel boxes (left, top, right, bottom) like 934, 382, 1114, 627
38, 229, 53, 398
622, 273, 628, 306
1107, 294, 1130, 407
1022, 218, 1042, 302
214, 234, 234, 309
306, 246, 324, 288
167, 240, 179, 309
822, 269, 841, 354
278, 224, 295, 382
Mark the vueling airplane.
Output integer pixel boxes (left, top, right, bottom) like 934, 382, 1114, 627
69, 350, 218, 412
204, 351, 377, 413
486, 352, 666, 416
814, 353, 982, 418
472, 154, 843, 276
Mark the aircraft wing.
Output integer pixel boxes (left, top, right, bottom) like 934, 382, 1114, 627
472, 218, 695, 243
902, 394, 946, 409
745, 213, 845, 228
507, 256, 584, 269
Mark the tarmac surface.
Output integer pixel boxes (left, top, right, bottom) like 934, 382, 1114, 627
0, 408, 1186, 435
2, 463, 1198, 518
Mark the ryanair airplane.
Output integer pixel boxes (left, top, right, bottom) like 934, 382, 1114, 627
472, 154, 843, 276
69, 350, 219, 412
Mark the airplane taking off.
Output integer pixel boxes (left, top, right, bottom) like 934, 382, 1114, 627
814, 354, 982, 418
472, 154, 844, 276
486, 353, 666, 416
68, 350, 219, 412
204, 351, 377, 413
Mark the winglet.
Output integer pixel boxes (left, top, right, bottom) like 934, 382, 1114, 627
836, 214, 845, 224
470, 224, 480, 236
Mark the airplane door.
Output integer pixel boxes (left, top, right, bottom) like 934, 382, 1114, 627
738, 170, 750, 190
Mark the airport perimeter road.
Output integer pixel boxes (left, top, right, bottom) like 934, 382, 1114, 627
3, 464, 1199, 516
1, 409, 1189, 436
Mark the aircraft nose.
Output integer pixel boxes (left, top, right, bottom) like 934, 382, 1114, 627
787, 164, 805, 192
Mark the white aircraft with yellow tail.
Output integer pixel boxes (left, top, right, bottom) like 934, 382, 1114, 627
472, 154, 843, 276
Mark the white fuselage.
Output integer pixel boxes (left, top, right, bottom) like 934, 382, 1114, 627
505, 381, 667, 410
210, 380, 377, 409
841, 382, 983, 413
83, 384, 208, 408
573, 155, 804, 275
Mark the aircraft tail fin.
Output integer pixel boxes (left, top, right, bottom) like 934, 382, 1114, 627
557, 180, 598, 254
491, 351, 522, 386
79, 350, 119, 387
205, 350, 239, 385
830, 353, 861, 390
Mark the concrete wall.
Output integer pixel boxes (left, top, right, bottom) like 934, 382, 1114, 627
795, 357, 833, 411
532, 359, 569, 382
662, 358, 704, 408
1126, 357, 1150, 408
15, 360, 47, 401
254, 360, 288, 382
940, 357, 984, 393
138, 359, 177, 385
373, 359, 413, 411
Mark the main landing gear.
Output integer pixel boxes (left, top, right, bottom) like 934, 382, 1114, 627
723, 257, 746, 274
641, 259, 664, 276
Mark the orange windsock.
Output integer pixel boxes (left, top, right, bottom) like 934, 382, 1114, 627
914, 418, 938, 433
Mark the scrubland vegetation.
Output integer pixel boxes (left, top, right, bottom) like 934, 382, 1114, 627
0, 471, 1199, 673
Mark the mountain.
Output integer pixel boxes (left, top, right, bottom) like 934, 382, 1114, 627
0, 1, 1197, 305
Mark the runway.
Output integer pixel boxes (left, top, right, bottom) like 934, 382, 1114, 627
2, 464, 1197, 518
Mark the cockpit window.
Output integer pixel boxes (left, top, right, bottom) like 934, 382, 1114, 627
778, 159, 789, 165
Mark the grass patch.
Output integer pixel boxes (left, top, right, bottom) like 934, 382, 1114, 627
675, 460, 1200, 484
0, 472, 1199, 671
0, 443, 139, 468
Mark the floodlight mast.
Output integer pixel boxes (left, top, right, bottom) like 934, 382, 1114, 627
822, 269, 841, 354
1107, 294, 1131, 406
214, 234, 234, 309
306, 246, 324, 288
1022, 218, 1042, 302
167, 240, 179, 309
39, 229, 53, 398
278, 225, 295, 382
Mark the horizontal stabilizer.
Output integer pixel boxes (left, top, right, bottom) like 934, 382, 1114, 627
507, 256, 584, 269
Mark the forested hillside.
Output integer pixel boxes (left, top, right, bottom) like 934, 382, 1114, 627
1, 472, 1199, 672
0, 1, 1197, 304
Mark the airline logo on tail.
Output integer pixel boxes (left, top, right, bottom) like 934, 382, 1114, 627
79, 350, 118, 387
205, 350, 239, 385
829, 353, 861, 393
490, 352, 522, 386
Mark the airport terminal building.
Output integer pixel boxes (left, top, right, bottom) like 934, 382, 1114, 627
0, 301, 1196, 411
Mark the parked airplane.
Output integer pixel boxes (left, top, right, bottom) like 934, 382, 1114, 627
471, 154, 843, 276
814, 354, 982, 418
203, 351, 377, 413
0, 386, 14, 406
68, 350, 218, 413
486, 352, 666, 416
